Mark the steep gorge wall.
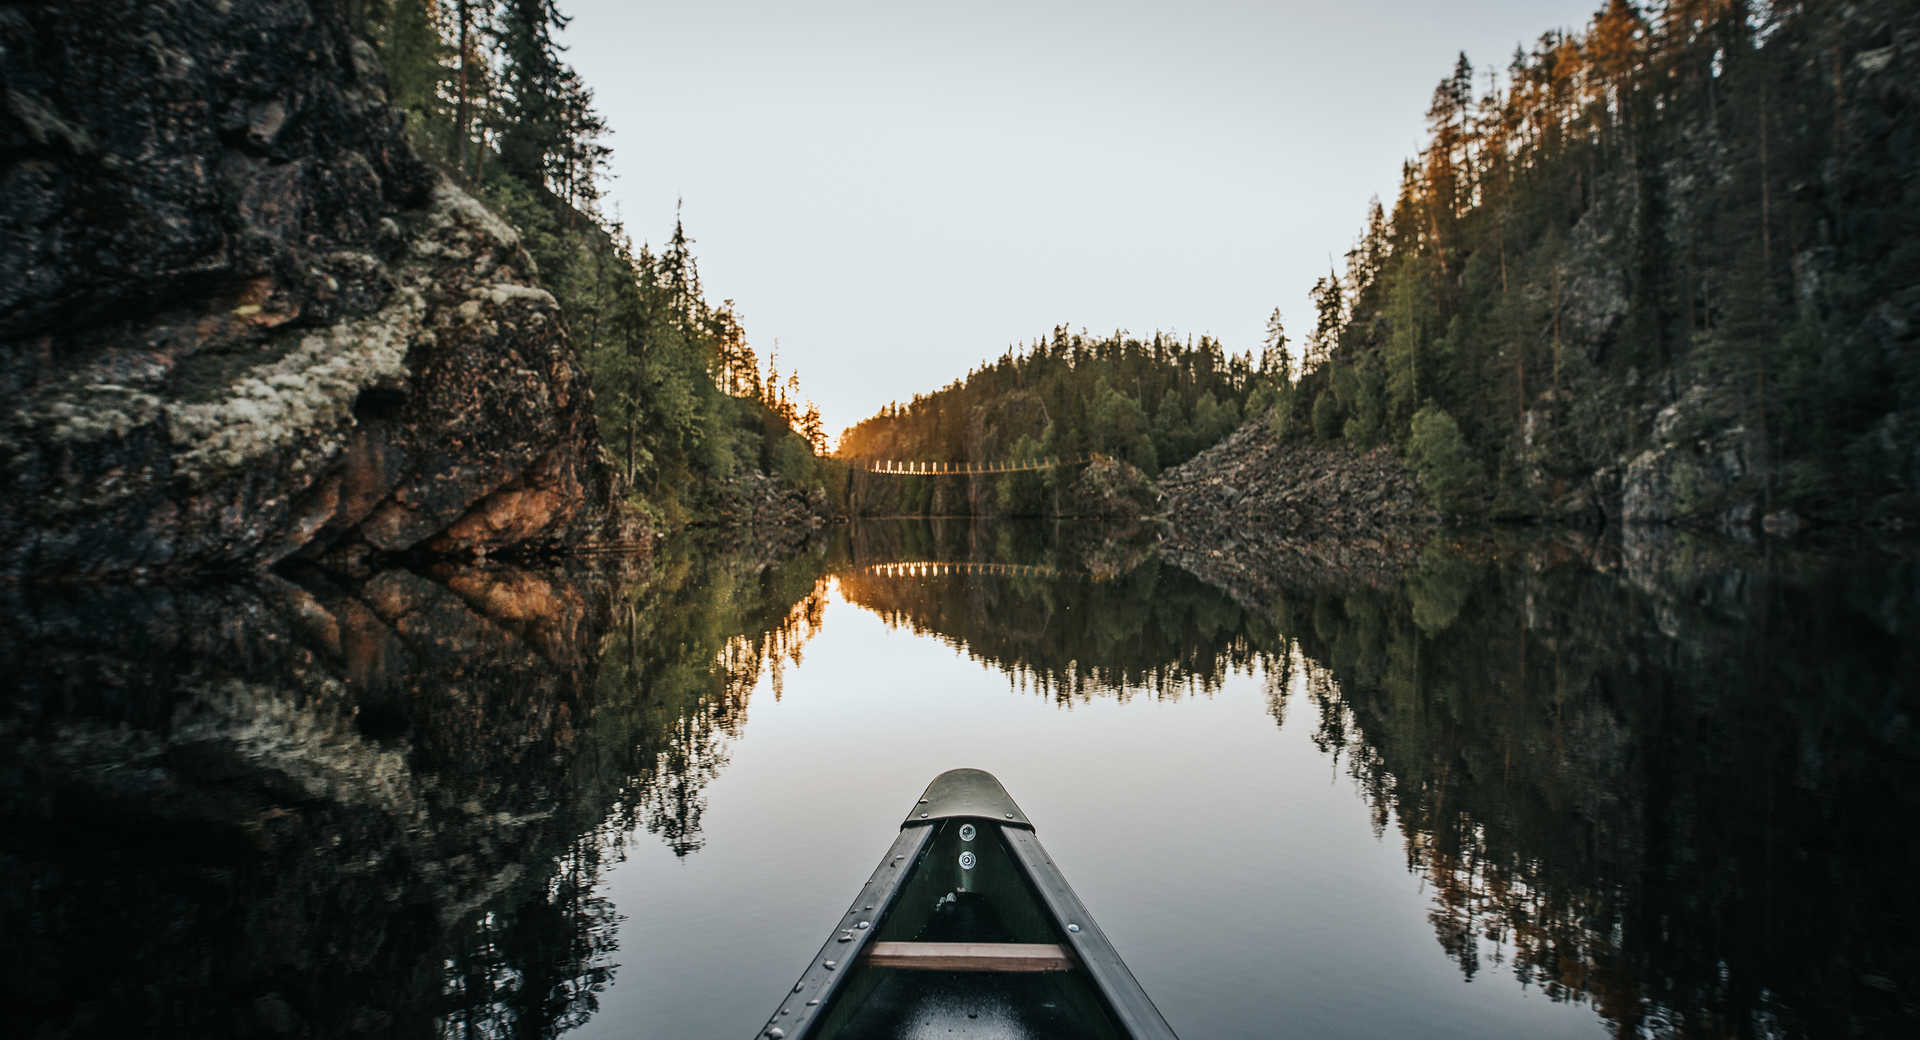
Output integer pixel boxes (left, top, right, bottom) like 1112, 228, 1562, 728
0, 0, 615, 579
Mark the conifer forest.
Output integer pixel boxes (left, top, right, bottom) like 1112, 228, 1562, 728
5, 2, 1918, 1038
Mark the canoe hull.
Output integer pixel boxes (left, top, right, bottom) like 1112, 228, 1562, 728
757, 769, 1176, 1039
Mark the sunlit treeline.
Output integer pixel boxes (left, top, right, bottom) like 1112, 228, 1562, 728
1270, 0, 1917, 519
839, 327, 1275, 479
362, 2, 832, 522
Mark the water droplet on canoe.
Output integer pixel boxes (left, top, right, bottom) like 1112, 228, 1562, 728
864, 905, 873, 910
919, 812, 929, 818
794, 982, 804, 992
1004, 812, 1014, 819
857, 921, 869, 929
1067, 923, 1081, 933
806, 999, 820, 1007
767, 1029, 784, 1038
919, 798, 928, 804
824, 960, 837, 970
838, 932, 853, 942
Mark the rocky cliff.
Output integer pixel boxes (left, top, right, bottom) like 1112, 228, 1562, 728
0, 0, 616, 579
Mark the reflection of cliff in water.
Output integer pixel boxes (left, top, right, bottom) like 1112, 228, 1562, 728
1241, 532, 1920, 1037
1, 538, 832, 1039
834, 518, 1264, 702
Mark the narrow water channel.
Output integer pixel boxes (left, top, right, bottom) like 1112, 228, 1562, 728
4, 521, 1915, 1038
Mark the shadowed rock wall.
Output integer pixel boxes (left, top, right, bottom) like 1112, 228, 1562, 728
0, 0, 614, 578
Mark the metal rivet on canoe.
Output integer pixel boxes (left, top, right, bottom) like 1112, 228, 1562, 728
919, 798, 928, 804
1067, 923, 1081, 933
919, 812, 929, 818
1004, 812, 1014, 819
824, 959, 837, 970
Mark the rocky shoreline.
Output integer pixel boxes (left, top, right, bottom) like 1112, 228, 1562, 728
1154, 421, 1438, 587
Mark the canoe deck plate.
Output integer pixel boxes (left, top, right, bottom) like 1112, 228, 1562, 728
905, 767, 1032, 829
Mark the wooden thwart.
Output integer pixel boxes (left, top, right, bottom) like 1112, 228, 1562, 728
864, 941, 1073, 973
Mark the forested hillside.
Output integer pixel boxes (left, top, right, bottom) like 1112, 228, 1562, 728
363, 1, 830, 527
1267, 0, 1917, 530
841, 328, 1272, 475
837, 327, 1273, 515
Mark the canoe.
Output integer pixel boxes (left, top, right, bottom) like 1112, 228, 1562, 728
757, 768, 1177, 1039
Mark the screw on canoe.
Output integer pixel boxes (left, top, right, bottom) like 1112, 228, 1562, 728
757, 768, 1177, 1038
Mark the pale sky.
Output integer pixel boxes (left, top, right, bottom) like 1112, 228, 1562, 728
560, 0, 1601, 439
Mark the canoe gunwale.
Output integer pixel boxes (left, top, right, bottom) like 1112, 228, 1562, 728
759, 823, 933, 1038
1003, 826, 1178, 1038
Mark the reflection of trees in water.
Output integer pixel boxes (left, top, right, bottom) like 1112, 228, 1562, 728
834, 517, 1255, 703
439, 841, 621, 1040
585, 546, 832, 858
835, 558, 1266, 703
821, 526, 1918, 1034
431, 543, 835, 1038
1255, 538, 1920, 1037
10, 524, 1914, 1038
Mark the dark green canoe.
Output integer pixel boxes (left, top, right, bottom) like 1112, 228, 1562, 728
757, 768, 1177, 1039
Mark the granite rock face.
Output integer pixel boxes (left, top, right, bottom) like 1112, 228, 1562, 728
0, 0, 614, 578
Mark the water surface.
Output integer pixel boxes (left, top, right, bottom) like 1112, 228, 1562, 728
4, 521, 1915, 1037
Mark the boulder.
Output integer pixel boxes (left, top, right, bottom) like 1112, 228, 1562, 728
1064, 455, 1156, 518
1619, 391, 1754, 530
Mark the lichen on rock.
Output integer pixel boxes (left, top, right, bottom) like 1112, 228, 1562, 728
169, 287, 423, 482
0, 0, 615, 579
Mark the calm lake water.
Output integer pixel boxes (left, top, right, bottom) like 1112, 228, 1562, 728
4, 520, 1916, 1038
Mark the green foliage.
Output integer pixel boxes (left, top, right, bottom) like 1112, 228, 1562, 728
1263, 391, 1294, 439
1291, 1, 1919, 520
1333, 360, 1385, 447
373, 0, 449, 143
1311, 390, 1341, 442
1407, 406, 1483, 514
366, 1, 829, 526
839, 328, 1264, 501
